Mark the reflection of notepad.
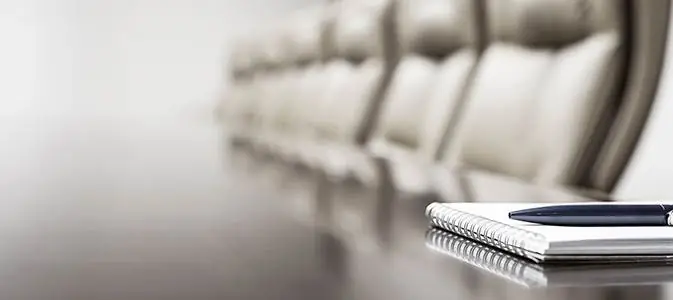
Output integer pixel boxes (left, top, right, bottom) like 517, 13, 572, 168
425, 202, 673, 263
425, 228, 673, 288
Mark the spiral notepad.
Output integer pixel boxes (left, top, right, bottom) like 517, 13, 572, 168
425, 228, 673, 287
425, 228, 546, 287
425, 202, 673, 263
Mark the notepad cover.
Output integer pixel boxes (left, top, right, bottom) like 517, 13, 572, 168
425, 202, 673, 262
425, 228, 673, 287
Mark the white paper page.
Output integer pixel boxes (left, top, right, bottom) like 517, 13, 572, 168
445, 203, 673, 254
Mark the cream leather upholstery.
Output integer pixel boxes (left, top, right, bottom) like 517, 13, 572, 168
279, 5, 342, 161
296, 0, 396, 176
223, 30, 271, 144
265, 8, 331, 158
229, 39, 255, 82
443, 0, 627, 188
366, 0, 481, 192
316, 0, 396, 145
221, 0, 661, 197
244, 25, 300, 152
589, 1, 670, 192
223, 37, 265, 143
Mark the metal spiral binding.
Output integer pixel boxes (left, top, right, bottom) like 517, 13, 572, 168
425, 203, 548, 259
425, 228, 543, 288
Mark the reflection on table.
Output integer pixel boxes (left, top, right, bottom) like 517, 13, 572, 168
226, 145, 672, 300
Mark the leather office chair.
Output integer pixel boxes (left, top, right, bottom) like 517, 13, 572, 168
298, 0, 398, 178
323, 0, 485, 250
273, 3, 350, 164
364, 0, 483, 193
284, 5, 349, 165
224, 37, 265, 148
589, 0, 670, 193
245, 28, 296, 155
442, 0, 627, 189
234, 9, 330, 162
263, 7, 332, 160
219, 40, 249, 124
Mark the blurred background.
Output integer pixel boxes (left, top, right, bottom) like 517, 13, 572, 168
0, 0, 673, 202
218, 0, 673, 200
0, 0, 672, 196
0, 0, 315, 117
0, 0, 315, 200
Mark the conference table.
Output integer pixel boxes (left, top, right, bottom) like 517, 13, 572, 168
0, 114, 670, 299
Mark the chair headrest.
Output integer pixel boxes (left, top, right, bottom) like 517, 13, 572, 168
257, 26, 292, 70
488, 0, 624, 48
397, 0, 477, 58
229, 38, 254, 77
333, 0, 392, 62
286, 8, 326, 65
238, 35, 267, 73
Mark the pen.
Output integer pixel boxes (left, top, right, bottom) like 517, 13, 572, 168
509, 204, 673, 226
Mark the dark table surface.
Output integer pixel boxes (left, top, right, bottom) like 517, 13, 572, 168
0, 114, 670, 300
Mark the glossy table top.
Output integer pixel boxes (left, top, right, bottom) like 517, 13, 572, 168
0, 113, 671, 299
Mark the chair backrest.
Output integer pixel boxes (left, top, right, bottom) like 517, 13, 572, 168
220, 40, 250, 125
368, 0, 482, 163
314, 0, 398, 145
251, 26, 296, 136
443, 0, 628, 188
226, 35, 267, 132
229, 37, 255, 83
589, 0, 670, 192
272, 7, 331, 139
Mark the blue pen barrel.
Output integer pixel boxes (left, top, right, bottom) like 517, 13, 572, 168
509, 204, 673, 226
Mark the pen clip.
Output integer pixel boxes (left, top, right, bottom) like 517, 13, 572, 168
668, 211, 673, 226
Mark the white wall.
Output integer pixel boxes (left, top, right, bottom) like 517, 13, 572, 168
0, 0, 317, 118
616, 4, 673, 199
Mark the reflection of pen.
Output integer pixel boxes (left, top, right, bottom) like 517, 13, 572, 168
509, 204, 673, 226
